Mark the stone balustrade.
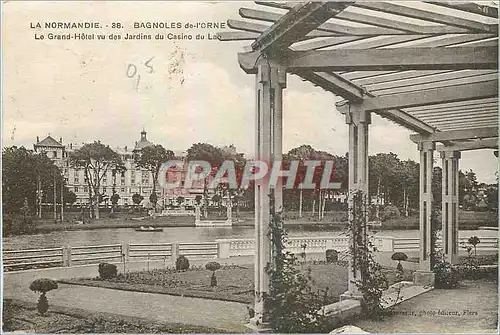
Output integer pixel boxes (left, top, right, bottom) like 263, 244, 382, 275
3, 235, 498, 272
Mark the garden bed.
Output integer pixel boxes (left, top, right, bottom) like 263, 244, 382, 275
2, 299, 228, 333
60, 262, 413, 305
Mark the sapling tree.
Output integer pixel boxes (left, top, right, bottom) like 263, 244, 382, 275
29, 278, 58, 315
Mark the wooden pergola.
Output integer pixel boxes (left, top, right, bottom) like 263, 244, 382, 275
219, 1, 498, 327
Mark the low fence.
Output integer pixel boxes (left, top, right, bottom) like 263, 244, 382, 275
3, 235, 498, 272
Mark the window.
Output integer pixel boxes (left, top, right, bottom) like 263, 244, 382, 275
103, 177, 107, 185
74, 186, 79, 193
53, 151, 58, 158
121, 171, 125, 178
121, 188, 126, 193
83, 186, 88, 192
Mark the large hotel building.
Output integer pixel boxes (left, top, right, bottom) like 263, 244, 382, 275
33, 130, 207, 208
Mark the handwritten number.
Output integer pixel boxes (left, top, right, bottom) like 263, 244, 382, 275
145, 56, 155, 74
136, 75, 141, 90
126, 64, 137, 78
126, 57, 154, 91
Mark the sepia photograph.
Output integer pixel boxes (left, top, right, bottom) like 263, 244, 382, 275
1, 1, 499, 333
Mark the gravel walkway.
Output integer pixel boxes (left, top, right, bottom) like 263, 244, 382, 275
355, 279, 498, 333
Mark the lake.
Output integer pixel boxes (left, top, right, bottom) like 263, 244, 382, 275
3, 225, 497, 250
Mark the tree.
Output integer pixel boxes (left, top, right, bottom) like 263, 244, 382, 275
69, 142, 122, 220
2, 146, 67, 216
134, 144, 174, 212
187, 143, 224, 217
132, 193, 143, 210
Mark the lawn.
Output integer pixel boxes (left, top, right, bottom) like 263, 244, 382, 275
61, 261, 413, 305
2, 299, 228, 333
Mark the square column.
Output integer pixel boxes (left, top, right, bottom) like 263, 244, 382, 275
441, 150, 460, 265
418, 141, 435, 271
251, 59, 286, 327
413, 141, 435, 287
342, 103, 370, 298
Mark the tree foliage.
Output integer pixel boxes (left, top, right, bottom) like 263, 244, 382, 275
69, 142, 122, 219
135, 144, 174, 210
2, 146, 68, 215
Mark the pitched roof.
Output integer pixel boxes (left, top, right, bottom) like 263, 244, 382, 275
35, 135, 64, 148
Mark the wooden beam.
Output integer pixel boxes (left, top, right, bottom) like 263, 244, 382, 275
437, 139, 498, 152
428, 113, 498, 124
251, 2, 353, 53
406, 97, 498, 113
293, 70, 366, 101
411, 104, 498, 119
363, 80, 498, 112
410, 126, 498, 143
216, 31, 259, 41
371, 72, 499, 96
353, 2, 498, 33
365, 70, 498, 92
282, 47, 498, 72
227, 19, 341, 39
253, 2, 473, 34
424, 2, 498, 19
377, 109, 436, 134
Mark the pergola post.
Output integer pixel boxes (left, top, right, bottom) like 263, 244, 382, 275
441, 150, 461, 264
414, 141, 436, 286
341, 103, 370, 299
250, 58, 286, 328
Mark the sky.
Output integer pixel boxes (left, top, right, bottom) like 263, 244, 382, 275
2, 1, 498, 183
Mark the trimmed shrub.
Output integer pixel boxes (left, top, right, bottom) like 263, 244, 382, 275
391, 252, 408, 273
205, 262, 221, 287
325, 249, 339, 263
29, 278, 58, 315
176, 255, 190, 271
98, 263, 118, 280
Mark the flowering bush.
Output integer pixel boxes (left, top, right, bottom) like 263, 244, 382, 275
433, 261, 459, 289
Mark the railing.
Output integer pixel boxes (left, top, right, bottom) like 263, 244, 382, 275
3, 247, 64, 271
71, 244, 123, 265
3, 235, 498, 272
178, 242, 218, 259
128, 243, 173, 260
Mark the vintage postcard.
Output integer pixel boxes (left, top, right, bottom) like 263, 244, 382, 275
2, 1, 498, 334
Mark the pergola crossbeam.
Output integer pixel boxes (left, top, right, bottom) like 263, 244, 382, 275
279, 47, 498, 72
377, 109, 436, 133
436, 138, 498, 152
410, 126, 498, 143
365, 70, 498, 92
424, 2, 498, 19
251, 2, 354, 53
363, 80, 498, 111
293, 70, 366, 101
254, 1, 480, 34
353, 2, 498, 33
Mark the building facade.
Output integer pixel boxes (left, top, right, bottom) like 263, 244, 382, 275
34, 131, 207, 208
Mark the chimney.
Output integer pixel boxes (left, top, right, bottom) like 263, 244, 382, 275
36, 136, 39, 143
125, 146, 128, 152
60, 137, 63, 144
70, 143, 73, 149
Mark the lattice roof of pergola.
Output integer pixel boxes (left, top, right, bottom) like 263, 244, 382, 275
218, 1, 499, 147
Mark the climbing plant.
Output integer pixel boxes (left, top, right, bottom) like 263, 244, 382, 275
265, 210, 333, 333
347, 190, 388, 318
